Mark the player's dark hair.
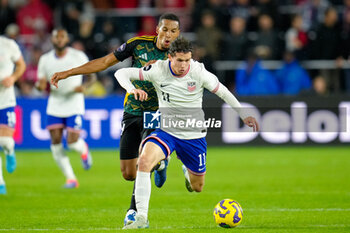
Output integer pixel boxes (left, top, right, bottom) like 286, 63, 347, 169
169, 37, 192, 56
52, 27, 68, 36
158, 13, 180, 27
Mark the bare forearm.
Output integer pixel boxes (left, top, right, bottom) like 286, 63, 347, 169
13, 57, 26, 81
51, 53, 118, 88
67, 56, 117, 76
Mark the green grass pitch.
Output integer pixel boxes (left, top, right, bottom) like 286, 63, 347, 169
0, 147, 349, 232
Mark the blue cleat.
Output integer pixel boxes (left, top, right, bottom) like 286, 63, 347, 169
63, 179, 79, 189
81, 145, 92, 170
6, 153, 16, 173
154, 159, 168, 188
0, 184, 7, 195
124, 209, 137, 226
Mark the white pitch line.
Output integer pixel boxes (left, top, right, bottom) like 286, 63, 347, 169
1, 224, 350, 231
161, 207, 350, 212
245, 208, 350, 212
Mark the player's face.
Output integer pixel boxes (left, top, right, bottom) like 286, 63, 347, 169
169, 52, 192, 76
156, 19, 180, 50
52, 30, 69, 52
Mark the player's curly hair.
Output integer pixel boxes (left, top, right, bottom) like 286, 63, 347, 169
169, 37, 193, 56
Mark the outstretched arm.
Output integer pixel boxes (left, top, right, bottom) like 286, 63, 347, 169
114, 68, 148, 101
51, 53, 118, 88
214, 83, 259, 132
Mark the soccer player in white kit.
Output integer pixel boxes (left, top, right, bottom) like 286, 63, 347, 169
115, 37, 259, 229
36, 29, 95, 188
0, 36, 26, 195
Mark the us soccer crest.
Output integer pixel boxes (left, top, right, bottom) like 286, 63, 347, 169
187, 81, 196, 92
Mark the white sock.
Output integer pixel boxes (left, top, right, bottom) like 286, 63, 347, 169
135, 171, 151, 220
0, 157, 4, 185
50, 143, 76, 180
68, 138, 88, 155
0, 136, 15, 155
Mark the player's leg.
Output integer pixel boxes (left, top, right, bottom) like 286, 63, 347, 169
182, 166, 205, 192
120, 114, 142, 225
66, 115, 92, 170
120, 113, 143, 180
47, 115, 78, 188
0, 107, 17, 174
124, 130, 173, 229
141, 128, 168, 188
0, 128, 16, 174
0, 156, 6, 194
176, 137, 207, 192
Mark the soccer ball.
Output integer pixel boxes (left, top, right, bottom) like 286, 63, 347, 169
213, 199, 243, 228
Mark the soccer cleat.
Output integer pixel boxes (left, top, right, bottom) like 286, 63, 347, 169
123, 209, 137, 226
182, 165, 193, 192
81, 144, 92, 170
6, 153, 16, 173
63, 179, 79, 189
122, 215, 149, 229
0, 185, 7, 195
154, 157, 170, 188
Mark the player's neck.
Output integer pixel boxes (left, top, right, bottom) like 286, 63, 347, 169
55, 48, 68, 58
169, 61, 190, 77
155, 39, 167, 51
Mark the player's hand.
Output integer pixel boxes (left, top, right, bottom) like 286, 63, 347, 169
74, 85, 85, 93
51, 71, 70, 88
243, 116, 259, 132
1, 75, 16, 87
144, 60, 157, 67
131, 89, 148, 101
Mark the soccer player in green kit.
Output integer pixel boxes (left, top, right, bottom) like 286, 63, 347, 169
50, 13, 180, 226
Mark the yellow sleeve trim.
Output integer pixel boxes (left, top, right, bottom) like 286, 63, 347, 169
123, 92, 130, 106
127, 36, 156, 44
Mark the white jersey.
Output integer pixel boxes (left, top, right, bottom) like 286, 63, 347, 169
37, 48, 89, 117
139, 59, 220, 139
0, 36, 22, 110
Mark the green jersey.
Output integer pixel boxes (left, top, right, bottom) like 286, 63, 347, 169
113, 36, 168, 116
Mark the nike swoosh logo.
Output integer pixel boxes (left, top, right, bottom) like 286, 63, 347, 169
160, 84, 170, 87
198, 167, 205, 171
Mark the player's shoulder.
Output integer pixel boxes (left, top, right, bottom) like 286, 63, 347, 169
67, 47, 89, 61
40, 49, 54, 60
126, 35, 157, 45
190, 59, 206, 73
142, 59, 167, 72
0, 36, 18, 48
0, 36, 13, 44
68, 47, 87, 56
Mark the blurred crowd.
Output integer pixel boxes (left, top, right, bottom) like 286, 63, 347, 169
1, 0, 350, 97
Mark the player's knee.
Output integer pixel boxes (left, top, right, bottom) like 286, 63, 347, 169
122, 170, 136, 181
137, 153, 153, 172
192, 181, 204, 192
193, 184, 203, 192
51, 138, 61, 144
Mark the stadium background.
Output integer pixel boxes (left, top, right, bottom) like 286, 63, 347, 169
1, 0, 350, 147
1, 1, 350, 232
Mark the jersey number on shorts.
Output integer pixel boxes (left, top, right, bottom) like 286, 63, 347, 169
6, 111, 16, 128
198, 153, 206, 167
162, 91, 170, 102
74, 115, 82, 129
